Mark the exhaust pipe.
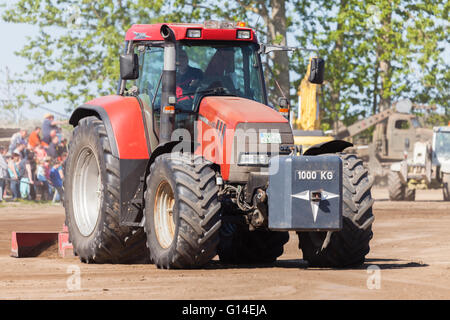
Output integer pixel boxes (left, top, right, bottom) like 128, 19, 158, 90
160, 25, 177, 144
160, 24, 175, 41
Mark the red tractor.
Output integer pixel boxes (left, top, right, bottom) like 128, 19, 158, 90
65, 22, 374, 268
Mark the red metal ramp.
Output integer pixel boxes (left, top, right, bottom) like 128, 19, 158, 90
11, 225, 73, 258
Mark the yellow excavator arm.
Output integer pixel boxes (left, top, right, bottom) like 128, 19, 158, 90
293, 58, 333, 148
294, 58, 320, 131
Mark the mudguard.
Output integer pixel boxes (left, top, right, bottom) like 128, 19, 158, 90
69, 95, 150, 159
69, 95, 150, 226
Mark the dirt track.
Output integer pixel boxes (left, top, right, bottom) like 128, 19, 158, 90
0, 188, 449, 300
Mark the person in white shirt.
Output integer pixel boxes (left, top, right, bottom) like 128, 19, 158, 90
0, 147, 8, 202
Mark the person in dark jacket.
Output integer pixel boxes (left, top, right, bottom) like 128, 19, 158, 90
46, 135, 59, 159
42, 114, 66, 144
49, 159, 64, 203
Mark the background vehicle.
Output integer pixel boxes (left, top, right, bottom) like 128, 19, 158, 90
335, 100, 433, 184
291, 81, 433, 187
65, 22, 374, 269
389, 125, 450, 201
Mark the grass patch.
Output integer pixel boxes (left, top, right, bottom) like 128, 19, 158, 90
0, 198, 58, 206
16, 199, 55, 205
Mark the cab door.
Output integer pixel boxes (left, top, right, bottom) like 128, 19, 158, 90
135, 44, 165, 152
388, 115, 415, 159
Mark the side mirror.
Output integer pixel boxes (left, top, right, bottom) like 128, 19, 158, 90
308, 57, 325, 84
278, 97, 289, 108
277, 97, 289, 119
120, 53, 139, 80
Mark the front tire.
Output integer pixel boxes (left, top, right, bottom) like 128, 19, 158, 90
405, 187, 416, 201
388, 171, 405, 201
298, 153, 375, 268
64, 116, 149, 264
144, 153, 221, 269
443, 173, 450, 201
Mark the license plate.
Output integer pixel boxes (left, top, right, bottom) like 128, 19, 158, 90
260, 132, 281, 144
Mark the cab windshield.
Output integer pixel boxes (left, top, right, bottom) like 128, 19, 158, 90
411, 118, 421, 128
435, 131, 450, 158
136, 40, 265, 137
175, 41, 265, 111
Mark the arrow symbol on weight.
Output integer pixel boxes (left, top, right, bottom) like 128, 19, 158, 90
292, 190, 339, 223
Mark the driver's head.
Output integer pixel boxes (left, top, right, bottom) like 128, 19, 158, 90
176, 49, 189, 74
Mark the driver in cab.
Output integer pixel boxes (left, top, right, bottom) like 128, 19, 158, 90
176, 49, 203, 103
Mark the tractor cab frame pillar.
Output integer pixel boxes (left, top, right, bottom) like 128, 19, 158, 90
159, 25, 177, 144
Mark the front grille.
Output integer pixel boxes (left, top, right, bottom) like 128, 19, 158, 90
227, 122, 294, 182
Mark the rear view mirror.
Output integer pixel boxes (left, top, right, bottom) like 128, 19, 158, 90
277, 97, 289, 120
120, 53, 139, 80
278, 97, 289, 108
308, 57, 325, 84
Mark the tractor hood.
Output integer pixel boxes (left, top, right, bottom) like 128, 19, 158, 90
198, 96, 288, 129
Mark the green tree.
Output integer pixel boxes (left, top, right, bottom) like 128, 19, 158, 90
1, 0, 173, 110
292, 0, 371, 132
2, 0, 295, 109
292, 0, 449, 131
169, 0, 293, 104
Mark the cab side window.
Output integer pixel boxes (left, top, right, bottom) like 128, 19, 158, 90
395, 120, 410, 130
137, 45, 164, 134
137, 46, 164, 108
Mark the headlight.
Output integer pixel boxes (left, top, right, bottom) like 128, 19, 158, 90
236, 30, 251, 39
238, 153, 270, 166
186, 29, 202, 38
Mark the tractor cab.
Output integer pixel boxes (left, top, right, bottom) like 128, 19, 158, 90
433, 126, 450, 168
135, 39, 265, 137
119, 22, 266, 146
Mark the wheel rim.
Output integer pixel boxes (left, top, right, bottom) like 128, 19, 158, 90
154, 180, 176, 249
72, 147, 102, 236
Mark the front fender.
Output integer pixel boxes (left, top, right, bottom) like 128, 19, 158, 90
303, 140, 353, 156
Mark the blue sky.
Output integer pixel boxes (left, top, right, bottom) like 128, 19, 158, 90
0, 20, 69, 121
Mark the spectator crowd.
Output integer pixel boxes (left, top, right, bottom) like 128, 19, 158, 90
0, 113, 68, 203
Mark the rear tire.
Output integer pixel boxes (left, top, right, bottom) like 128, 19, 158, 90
144, 153, 221, 269
388, 171, 405, 201
218, 223, 289, 264
64, 116, 149, 264
443, 173, 450, 201
298, 153, 374, 268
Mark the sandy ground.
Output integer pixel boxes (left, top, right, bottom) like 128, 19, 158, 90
0, 188, 449, 300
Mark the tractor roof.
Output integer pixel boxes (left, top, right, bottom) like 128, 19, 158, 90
125, 23, 257, 43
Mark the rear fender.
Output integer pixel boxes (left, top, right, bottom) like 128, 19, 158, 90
70, 104, 120, 157
69, 96, 150, 159
69, 95, 150, 227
